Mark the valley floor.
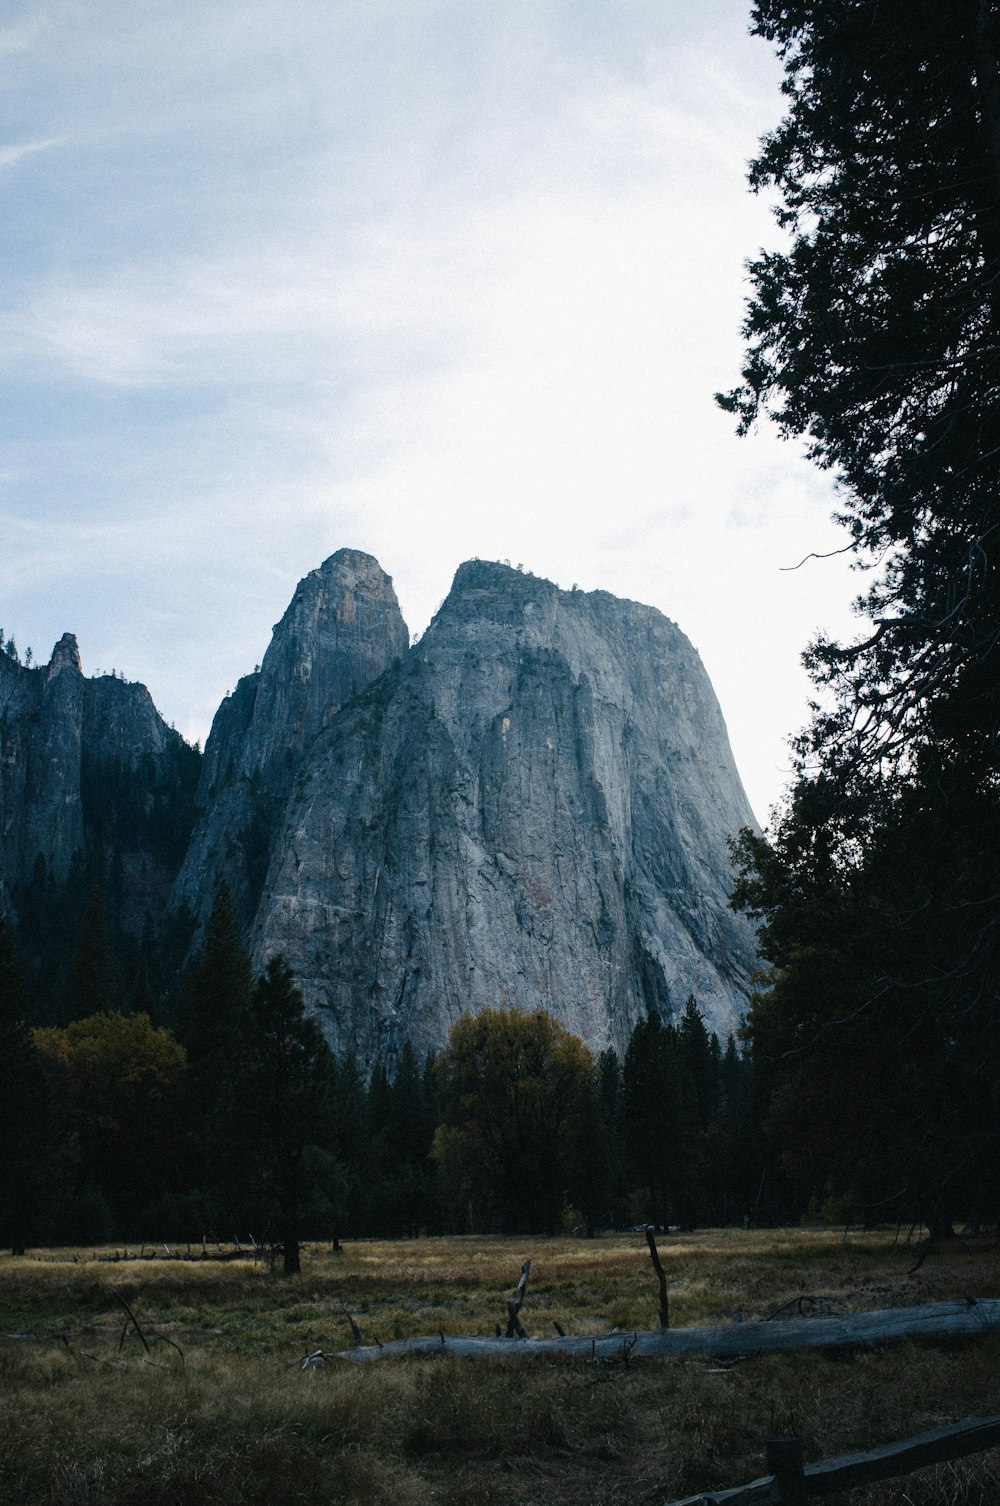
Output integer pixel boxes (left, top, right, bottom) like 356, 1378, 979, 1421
2, 1227, 1000, 1505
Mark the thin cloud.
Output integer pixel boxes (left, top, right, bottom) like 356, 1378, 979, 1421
0, 137, 61, 170
1, 0, 856, 821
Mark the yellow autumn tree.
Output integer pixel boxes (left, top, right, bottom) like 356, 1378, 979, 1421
432, 1007, 596, 1234
33, 1011, 186, 1234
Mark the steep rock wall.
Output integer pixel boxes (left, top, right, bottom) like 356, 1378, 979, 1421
172, 549, 409, 931
250, 560, 758, 1066
0, 633, 195, 917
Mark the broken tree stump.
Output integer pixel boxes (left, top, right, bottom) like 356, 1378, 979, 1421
646, 1227, 670, 1328
505, 1259, 531, 1338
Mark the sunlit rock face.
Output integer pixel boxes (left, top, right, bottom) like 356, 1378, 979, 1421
240, 558, 758, 1069
173, 549, 410, 932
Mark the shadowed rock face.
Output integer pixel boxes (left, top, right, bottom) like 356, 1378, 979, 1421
0, 633, 193, 915
238, 558, 758, 1068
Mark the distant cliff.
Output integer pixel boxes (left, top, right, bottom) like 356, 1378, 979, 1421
179, 552, 759, 1066
0, 633, 199, 926
4, 553, 759, 1061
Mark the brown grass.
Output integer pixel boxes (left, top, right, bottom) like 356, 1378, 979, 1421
2, 1227, 1000, 1504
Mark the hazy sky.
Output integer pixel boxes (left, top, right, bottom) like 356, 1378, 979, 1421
1, 0, 862, 824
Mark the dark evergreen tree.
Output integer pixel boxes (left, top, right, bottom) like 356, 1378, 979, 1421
622, 1013, 675, 1225
720, 1, 1000, 1232
385, 1041, 438, 1235
0, 917, 54, 1253
242, 954, 336, 1274
362, 1060, 396, 1235
563, 1069, 614, 1236
174, 885, 253, 1227
329, 1050, 368, 1232
678, 997, 717, 1132
596, 1047, 627, 1227
720, 0, 1000, 783
69, 882, 123, 1020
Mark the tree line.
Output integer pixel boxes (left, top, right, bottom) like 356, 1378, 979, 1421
0, 885, 771, 1270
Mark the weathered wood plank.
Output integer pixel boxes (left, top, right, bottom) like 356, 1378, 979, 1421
665, 1412, 1000, 1505
331, 1297, 1000, 1363
804, 1412, 1000, 1496
668, 1476, 780, 1506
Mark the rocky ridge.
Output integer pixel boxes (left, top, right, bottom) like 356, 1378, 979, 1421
5, 551, 759, 1065
179, 551, 759, 1066
0, 633, 197, 918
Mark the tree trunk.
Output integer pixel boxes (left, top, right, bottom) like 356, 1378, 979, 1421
331, 1298, 1000, 1363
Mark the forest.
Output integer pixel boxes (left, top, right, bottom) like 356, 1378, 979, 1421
0, 882, 770, 1269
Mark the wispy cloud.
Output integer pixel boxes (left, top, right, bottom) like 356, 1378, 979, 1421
0, 137, 61, 171
0, 0, 857, 819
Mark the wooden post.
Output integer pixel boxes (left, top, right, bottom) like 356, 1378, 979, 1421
766, 1438, 807, 1505
646, 1228, 669, 1328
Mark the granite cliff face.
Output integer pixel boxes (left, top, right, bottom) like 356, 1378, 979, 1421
6, 552, 758, 1062
172, 550, 409, 931
0, 633, 197, 920
212, 556, 760, 1067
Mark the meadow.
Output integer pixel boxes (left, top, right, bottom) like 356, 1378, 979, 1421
3, 1227, 1000, 1505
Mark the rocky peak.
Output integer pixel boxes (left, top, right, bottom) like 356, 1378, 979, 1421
174, 548, 410, 931
249, 548, 409, 779
0, 628, 195, 909
249, 555, 760, 1066
46, 632, 82, 679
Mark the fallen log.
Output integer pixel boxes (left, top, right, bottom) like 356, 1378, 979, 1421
329, 1298, 1000, 1364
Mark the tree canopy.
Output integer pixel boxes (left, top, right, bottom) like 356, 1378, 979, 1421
432, 1007, 596, 1234
721, 0, 1000, 783
724, 1, 1000, 1231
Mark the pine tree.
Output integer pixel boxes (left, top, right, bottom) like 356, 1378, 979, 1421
175, 886, 253, 1227
622, 1013, 673, 1226
721, 0, 1000, 1234
0, 917, 54, 1253
243, 955, 335, 1274
69, 883, 123, 1020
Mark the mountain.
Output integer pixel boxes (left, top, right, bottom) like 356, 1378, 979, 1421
0, 632, 199, 926
172, 549, 409, 933
179, 551, 759, 1067
3, 552, 759, 1060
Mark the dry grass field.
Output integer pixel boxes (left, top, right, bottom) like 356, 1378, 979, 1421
3, 1227, 1000, 1505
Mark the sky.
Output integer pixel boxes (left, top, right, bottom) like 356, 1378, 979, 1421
0, 0, 863, 825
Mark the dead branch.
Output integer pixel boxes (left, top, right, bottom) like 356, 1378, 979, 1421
342, 1304, 364, 1348
505, 1258, 531, 1338
761, 1295, 817, 1322
151, 1333, 185, 1363
117, 1295, 151, 1354
646, 1228, 670, 1328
